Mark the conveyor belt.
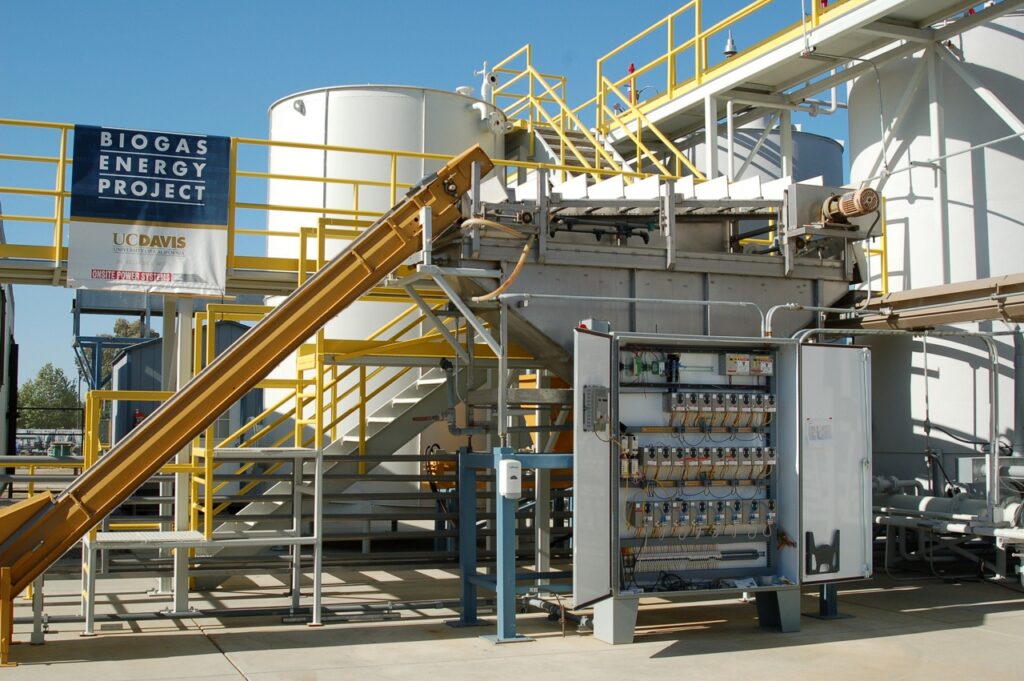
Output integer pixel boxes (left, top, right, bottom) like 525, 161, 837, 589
0, 145, 493, 663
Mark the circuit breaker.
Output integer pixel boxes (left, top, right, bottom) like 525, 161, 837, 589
573, 331, 872, 622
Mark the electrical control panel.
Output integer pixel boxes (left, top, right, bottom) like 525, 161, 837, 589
614, 339, 780, 592
573, 331, 872, 611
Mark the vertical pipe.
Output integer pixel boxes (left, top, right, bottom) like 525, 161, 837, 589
1015, 329, 1023, 454
985, 337, 1000, 515
498, 302, 509, 447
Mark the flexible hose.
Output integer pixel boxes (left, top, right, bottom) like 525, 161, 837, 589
471, 236, 535, 303
460, 217, 527, 238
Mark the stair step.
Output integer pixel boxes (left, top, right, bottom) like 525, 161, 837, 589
367, 416, 395, 424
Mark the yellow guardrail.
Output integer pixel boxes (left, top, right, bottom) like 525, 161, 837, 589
0, 117, 665, 284
594, 0, 861, 134
82, 389, 191, 535
183, 286, 465, 537
490, 46, 696, 181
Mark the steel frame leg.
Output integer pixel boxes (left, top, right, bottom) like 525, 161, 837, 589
0, 567, 14, 666
448, 450, 484, 628
485, 447, 530, 644
805, 582, 852, 621
30, 576, 43, 645
82, 541, 96, 637
755, 587, 801, 632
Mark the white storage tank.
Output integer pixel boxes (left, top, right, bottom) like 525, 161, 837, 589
265, 86, 505, 484
695, 125, 844, 185
848, 13, 1024, 480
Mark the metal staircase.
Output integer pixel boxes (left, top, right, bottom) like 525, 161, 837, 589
202, 366, 483, 552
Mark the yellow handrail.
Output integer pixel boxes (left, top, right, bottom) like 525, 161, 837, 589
0, 117, 664, 285
595, 0, 859, 134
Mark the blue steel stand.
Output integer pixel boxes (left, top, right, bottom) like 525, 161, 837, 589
446, 447, 573, 643
804, 583, 851, 620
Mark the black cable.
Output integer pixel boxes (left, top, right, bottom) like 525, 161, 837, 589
924, 449, 956, 494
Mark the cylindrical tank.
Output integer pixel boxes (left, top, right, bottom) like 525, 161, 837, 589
848, 13, 1024, 480
265, 86, 505, 499
693, 126, 844, 185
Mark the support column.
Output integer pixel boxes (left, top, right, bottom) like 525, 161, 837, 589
593, 596, 639, 644
172, 298, 193, 614
489, 447, 529, 643
704, 95, 719, 178
779, 109, 793, 179
447, 449, 483, 628
927, 46, 950, 285
158, 297, 177, 595
726, 99, 735, 181
755, 587, 801, 632
0, 567, 13, 666
534, 372, 550, 585
29, 576, 43, 645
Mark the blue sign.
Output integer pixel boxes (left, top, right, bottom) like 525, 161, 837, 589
70, 125, 230, 226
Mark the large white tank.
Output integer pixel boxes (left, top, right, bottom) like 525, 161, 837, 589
848, 14, 1024, 480
265, 86, 505, 463
695, 126, 844, 185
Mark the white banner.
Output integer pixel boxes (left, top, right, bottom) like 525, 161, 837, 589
68, 125, 231, 295
67, 220, 227, 294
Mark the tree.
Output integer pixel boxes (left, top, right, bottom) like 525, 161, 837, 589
18, 363, 82, 429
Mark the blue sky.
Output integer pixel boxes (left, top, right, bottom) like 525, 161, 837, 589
1, 1, 848, 388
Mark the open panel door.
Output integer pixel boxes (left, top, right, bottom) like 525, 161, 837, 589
572, 329, 614, 607
800, 344, 873, 583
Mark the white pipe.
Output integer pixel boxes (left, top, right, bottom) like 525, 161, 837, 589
726, 100, 735, 181
497, 293, 765, 331
763, 303, 874, 337
860, 130, 1024, 185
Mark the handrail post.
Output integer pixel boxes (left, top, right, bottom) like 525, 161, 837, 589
389, 154, 398, 206
52, 127, 68, 274
694, 1, 703, 85
358, 366, 367, 475
227, 137, 238, 274
667, 14, 676, 97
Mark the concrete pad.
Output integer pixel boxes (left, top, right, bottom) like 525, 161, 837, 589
5, 571, 1022, 680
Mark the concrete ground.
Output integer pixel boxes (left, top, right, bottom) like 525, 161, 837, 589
5, 567, 1020, 680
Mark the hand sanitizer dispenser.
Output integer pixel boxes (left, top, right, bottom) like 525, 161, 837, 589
499, 459, 522, 500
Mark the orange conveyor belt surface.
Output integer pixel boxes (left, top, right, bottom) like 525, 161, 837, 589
0, 144, 493, 664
